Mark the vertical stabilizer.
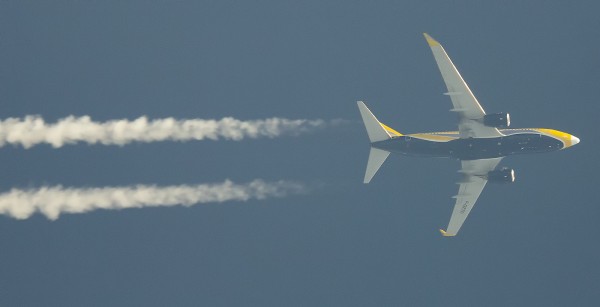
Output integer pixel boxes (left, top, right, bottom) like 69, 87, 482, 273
357, 101, 391, 142
364, 147, 390, 183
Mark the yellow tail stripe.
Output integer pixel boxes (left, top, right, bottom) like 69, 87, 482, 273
380, 123, 402, 136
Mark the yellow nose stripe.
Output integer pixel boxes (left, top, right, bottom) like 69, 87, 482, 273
536, 128, 572, 147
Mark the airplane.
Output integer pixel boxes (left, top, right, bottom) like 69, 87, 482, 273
357, 33, 580, 237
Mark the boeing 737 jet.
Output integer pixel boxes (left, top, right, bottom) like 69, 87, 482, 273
358, 33, 580, 236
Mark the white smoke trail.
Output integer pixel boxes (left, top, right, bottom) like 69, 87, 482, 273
0, 116, 327, 148
0, 179, 305, 220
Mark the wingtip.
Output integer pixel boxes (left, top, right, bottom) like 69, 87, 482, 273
423, 33, 440, 47
439, 229, 455, 237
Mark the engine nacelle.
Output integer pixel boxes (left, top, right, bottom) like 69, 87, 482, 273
483, 112, 510, 128
488, 168, 515, 183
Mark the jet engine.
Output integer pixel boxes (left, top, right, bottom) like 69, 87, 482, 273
483, 112, 510, 128
488, 168, 515, 183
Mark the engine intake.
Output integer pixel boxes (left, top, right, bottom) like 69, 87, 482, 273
488, 168, 515, 183
483, 112, 510, 128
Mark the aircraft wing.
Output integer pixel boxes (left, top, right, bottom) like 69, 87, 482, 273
440, 157, 503, 236
424, 33, 503, 139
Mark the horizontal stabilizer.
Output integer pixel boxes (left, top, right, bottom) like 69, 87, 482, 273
357, 101, 391, 143
364, 147, 390, 183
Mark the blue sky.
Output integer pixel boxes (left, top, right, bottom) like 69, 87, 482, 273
1, 1, 598, 306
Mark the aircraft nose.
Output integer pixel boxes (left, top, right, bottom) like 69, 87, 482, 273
571, 135, 580, 146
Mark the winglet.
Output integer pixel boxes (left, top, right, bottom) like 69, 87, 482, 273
439, 229, 455, 237
423, 33, 440, 47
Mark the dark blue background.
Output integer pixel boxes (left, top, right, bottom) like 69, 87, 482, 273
1, 1, 598, 306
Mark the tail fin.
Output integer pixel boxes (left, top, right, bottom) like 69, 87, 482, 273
357, 101, 400, 183
357, 101, 392, 142
357, 101, 402, 142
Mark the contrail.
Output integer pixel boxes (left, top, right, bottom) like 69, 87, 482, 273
0, 115, 328, 148
0, 179, 305, 220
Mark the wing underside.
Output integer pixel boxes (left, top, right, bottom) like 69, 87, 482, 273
424, 33, 503, 139
441, 157, 503, 236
